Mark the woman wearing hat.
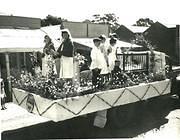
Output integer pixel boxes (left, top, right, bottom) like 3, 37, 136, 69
42, 35, 57, 77
57, 29, 74, 80
108, 37, 118, 72
90, 38, 102, 87
98, 34, 109, 74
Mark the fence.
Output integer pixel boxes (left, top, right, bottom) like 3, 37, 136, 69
117, 52, 149, 74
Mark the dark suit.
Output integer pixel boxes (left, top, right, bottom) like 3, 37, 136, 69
57, 38, 74, 57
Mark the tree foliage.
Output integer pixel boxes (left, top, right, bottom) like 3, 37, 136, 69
134, 34, 156, 49
133, 18, 154, 27
91, 13, 120, 32
41, 15, 67, 27
82, 19, 92, 23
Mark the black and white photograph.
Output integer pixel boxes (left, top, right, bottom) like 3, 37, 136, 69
0, 0, 180, 139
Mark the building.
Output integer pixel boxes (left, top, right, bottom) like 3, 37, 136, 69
114, 25, 149, 43
62, 21, 110, 38
143, 22, 180, 65
0, 15, 41, 29
114, 25, 135, 42
168, 25, 180, 65
124, 25, 148, 35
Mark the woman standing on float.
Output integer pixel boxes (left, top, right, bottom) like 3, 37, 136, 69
57, 29, 74, 81
98, 34, 109, 74
98, 35, 110, 87
108, 37, 118, 72
41, 35, 57, 77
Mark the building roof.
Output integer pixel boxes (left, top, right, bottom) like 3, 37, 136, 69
164, 24, 177, 28
115, 25, 135, 42
125, 25, 149, 33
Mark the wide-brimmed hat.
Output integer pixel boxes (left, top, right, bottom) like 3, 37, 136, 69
109, 33, 118, 38
61, 29, 70, 34
98, 34, 106, 40
93, 38, 101, 43
44, 35, 50, 39
110, 37, 117, 44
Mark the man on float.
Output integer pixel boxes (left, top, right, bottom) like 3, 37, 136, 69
90, 38, 102, 88
98, 35, 110, 84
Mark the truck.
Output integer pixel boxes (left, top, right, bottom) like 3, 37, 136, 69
0, 27, 179, 130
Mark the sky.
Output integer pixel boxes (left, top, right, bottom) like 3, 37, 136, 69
0, 0, 180, 26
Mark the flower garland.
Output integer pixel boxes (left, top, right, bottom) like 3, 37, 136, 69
11, 51, 169, 100
11, 69, 161, 100
74, 53, 87, 66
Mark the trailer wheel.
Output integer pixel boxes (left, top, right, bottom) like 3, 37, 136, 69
108, 103, 141, 128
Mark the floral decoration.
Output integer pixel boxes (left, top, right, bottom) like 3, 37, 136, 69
11, 50, 170, 100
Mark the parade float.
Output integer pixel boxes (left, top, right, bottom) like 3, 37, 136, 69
11, 49, 172, 122
0, 25, 172, 124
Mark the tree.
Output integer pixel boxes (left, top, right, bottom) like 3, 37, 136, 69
133, 18, 154, 27
134, 34, 157, 49
82, 19, 92, 23
91, 13, 120, 32
41, 15, 67, 27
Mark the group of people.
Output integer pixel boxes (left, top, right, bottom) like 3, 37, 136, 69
41, 29, 120, 87
90, 34, 120, 88
41, 29, 74, 81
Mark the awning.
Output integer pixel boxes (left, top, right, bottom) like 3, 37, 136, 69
0, 28, 60, 53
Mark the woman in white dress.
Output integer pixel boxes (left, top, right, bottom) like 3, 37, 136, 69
98, 34, 109, 74
41, 35, 57, 77
108, 37, 118, 72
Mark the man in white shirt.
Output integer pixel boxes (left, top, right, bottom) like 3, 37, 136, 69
90, 38, 103, 88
